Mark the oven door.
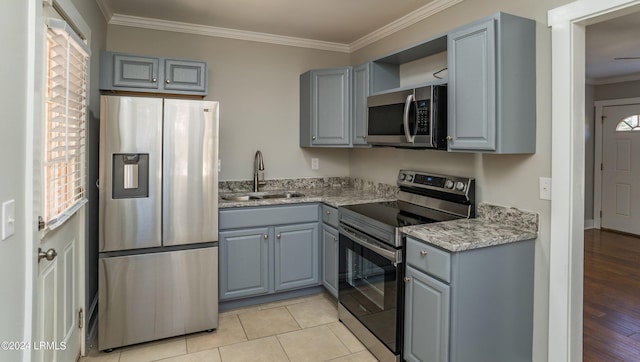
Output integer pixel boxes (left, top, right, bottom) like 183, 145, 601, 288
338, 224, 403, 354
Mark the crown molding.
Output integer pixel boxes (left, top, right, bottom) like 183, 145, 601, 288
95, 0, 113, 22
109, 14, 351, 53
106, 0, 463, 53
349, 0, 464, 51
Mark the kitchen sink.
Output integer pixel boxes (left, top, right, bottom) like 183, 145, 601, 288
221, 195, 261, 201
220, 191, 305, 201
260, 192, 305, 199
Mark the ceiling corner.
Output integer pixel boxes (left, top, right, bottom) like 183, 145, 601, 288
350, 0, 464, 52
95, 0, 113, 22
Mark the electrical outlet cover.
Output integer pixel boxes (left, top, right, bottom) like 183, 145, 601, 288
2, 199, 15, 240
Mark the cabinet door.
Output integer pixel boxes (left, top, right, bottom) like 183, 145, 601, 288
163, 59, 207, 93
311, 68, 351, 146
219, 227, 271, 300
321, 224, 339, 298
448, 18, 496, 151
404, 266, 450, 362
112, 54, 160, 89
352, 63, 369, 146
274, 223, 319, 291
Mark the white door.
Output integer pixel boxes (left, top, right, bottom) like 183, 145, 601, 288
601, 103, 640, 234
34, 212, 84, 362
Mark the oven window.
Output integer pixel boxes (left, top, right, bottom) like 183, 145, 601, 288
339, 233, 402, 353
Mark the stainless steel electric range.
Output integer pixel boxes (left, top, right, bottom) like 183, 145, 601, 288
337, 170, 475, 362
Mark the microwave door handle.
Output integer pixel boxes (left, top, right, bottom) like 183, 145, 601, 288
403, 94, 415, 143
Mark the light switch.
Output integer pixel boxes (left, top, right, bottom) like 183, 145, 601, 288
2, 200, 15, 240
539, 177, 551, 200
311, 158, 319, 170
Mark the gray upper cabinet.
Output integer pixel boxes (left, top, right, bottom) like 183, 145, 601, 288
447, 12, 536, 153
163, 59, 207, 93
300, 68, 351, 147
100, 51, 208, 96
351, 63, 370, 146
112, 54, 160, 89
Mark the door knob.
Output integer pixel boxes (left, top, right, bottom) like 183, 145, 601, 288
38, 248, 57, 263
403, 276, 411, 283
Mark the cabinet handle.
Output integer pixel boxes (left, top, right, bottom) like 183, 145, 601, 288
420, 250, 428, 256
276, 234, 281, 239
312, 136, 316, 140
403, 276, 410, 283
333, 237, 337, 242
446, 136, 453, 141
326, 211, 331, 215
152, 77, 157, 83
166, 79, 171, 84
263, 234, 268, 239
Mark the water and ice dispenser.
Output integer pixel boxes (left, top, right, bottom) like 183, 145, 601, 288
112, 153, 149, 199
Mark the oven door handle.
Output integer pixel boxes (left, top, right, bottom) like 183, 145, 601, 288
340, 225, 400, 263
403, 93, 416, 144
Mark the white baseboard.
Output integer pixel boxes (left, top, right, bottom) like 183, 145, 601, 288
584, 219, 595, 230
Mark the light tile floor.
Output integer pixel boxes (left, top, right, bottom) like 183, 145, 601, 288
80, 293, 378, 362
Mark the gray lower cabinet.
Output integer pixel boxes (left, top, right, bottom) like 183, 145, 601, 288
404, 236, 535, 362
218, 204, 320, 301
274, 223, 319, 291
321, 204, 339, 298
404, 265, 450, 362
447, 12, 535, 153
100, 51, 208, 95
219, 227, 270, 300
321, 224, 339, 297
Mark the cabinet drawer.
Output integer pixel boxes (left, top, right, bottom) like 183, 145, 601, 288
219, 204, 319, 230
405, 237, 451, 283
321, 204, 339, 228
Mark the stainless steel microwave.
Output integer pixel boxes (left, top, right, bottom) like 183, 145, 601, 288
366, 84, 447, 149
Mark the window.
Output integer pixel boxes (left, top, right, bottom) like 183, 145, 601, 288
616, 115, 640, 131
44, 19, 90, 230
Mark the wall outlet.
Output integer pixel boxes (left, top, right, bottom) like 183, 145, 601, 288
2, 199, 15, 240
311, 158, 319, 170
539, 177, 552, 200
218, 159, 221, 173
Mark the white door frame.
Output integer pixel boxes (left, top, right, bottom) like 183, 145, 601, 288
593, 97, 640, 230
548, 1, 640, 360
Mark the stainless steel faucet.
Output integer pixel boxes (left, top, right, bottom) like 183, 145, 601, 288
253, 150, 266, 192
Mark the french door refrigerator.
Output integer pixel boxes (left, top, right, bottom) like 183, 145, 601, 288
98, 95, 219, 351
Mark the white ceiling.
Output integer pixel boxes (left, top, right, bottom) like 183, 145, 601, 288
586, 11, 640, 83
98, 0, 443, 44
97, 0, 640, 83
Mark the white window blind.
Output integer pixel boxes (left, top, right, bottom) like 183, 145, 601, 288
44, 18, 90, 230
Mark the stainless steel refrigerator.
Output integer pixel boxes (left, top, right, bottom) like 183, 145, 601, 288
98, 95, 219, 351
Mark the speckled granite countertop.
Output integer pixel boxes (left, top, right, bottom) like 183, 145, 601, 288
218, 178, 538, 253
218, 177, 396, 209
402, 203, 539, 252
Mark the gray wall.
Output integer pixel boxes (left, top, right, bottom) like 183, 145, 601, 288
585, 85, 596, 221
70, 0, 107, 341
106, 27, 352, 181
0, 0, 29, 360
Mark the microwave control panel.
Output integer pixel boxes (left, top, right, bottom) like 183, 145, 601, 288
416, 100, 430, 134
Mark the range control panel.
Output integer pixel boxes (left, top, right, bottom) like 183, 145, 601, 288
397, 169, 474, 196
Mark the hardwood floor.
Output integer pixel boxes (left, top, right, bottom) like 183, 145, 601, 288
584, 229, 640, 361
